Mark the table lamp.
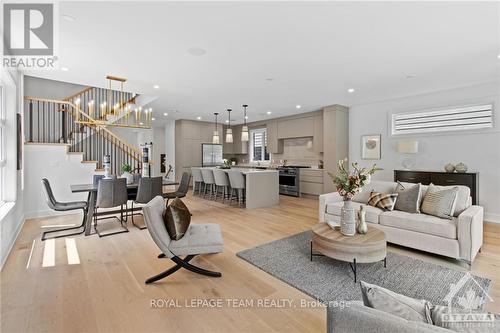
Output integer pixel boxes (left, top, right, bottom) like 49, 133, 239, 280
397, 140, 419, 170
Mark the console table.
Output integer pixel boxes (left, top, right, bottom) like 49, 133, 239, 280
394, 170, 479, 205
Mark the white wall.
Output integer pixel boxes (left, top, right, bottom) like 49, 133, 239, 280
164, 120, 176, 180
24, 76, 86, 100
349, 81, 500, 223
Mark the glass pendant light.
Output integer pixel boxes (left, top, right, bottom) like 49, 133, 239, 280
225, 109, 233, 143
241, 104, 249, 142
212, 112, 220, 144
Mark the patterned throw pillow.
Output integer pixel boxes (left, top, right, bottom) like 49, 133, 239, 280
368, 191, 399, 211
394, 182, 422, 214
420, 184, 459, 220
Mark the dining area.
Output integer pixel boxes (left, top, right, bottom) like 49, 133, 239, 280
40, 172, 190, 240
191, 167, 279, 210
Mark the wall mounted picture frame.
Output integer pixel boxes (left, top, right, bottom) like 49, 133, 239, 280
361, 134, 381, 160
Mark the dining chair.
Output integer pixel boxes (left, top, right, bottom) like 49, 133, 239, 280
142, 196, 223, 284
163, 172, 191, 205
40, 178, 87, 241
201, 168, 216, 199
228, 170, 246, 206
94, 178, 129, 237
213, 169, 230, 202
191, 167, 204, 195
131, 176, 163, 229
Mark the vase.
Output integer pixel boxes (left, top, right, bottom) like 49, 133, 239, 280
444, 163, 455, 173
122, 171, 134, 184
340, 199, 356, 236
357, 205, 368, 234
455, 162, 468, 173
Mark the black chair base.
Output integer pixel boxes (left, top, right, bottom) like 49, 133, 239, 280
145, 255, 222, 284
41, 208, 86, 241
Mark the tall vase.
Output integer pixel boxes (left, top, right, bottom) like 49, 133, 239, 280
340, 198, 356, 236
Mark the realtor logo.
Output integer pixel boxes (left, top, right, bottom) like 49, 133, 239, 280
2, 2, 59, 69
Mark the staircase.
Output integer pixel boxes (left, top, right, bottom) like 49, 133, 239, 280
24, 85, 146, 175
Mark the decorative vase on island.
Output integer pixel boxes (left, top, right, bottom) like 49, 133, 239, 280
357, 205, 368, 234
455, 162, 468, 173
340, 199, 356, 236
444, 163, 455, 173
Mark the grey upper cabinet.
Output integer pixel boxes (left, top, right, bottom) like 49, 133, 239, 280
313, 114, 323, 153
277, 117, 314, 139
267, 120, 283, 154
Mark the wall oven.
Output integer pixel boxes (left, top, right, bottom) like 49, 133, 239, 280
278, 167, 301, 197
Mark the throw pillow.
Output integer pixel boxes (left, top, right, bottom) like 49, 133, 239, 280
162, 198, 191, 240
368, 191, 399, 211
421, 184, 459, 220
360, 281, 433, 324
394, 182, 422, 214
430, 304, 499, 332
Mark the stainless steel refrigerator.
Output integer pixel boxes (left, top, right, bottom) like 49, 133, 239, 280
201, 144, 223, 167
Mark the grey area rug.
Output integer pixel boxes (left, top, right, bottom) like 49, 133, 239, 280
237, 231, 492, 309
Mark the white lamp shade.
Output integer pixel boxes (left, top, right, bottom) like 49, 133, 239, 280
225, 128, 233, 143
397, 141, 419, 154
212, 130, 220, 144
241, 125, 249, 142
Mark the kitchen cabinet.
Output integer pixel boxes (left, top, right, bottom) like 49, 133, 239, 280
300, 169, 324, 195
313, 115, 323, 153
277, 117, 314, 139
266, 120, 283, 154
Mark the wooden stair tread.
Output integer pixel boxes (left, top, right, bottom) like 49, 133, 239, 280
25, 142, 71, 146
81, 160, 98, 164
67, 152, 84, 155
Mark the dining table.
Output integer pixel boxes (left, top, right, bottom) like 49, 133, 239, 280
71, 179, 179, 236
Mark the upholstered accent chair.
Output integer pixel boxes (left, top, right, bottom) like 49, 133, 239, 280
142, 196, 224, 284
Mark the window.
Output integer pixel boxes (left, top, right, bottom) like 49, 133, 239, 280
249, 128, 269, 162
391, 103, 493, 136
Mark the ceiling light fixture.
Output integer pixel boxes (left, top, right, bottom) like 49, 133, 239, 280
151, 117, 155, 121
188, 47, 207, 56
497, 54, 500, 59
296, 105, 301, 109
225, 109, 233, 143
197, 116, 202, 120
266, 111, 272, 115
212, 113, 220, 144
61, 67, 69, 71
348, 88, 355, 93
153, 85, 160, 89
163, 112, 168, 116
241, 104, 249, 142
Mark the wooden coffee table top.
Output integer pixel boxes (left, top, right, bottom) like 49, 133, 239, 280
311, 223, 386, 264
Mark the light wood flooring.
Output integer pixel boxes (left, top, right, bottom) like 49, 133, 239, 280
1, 193, 499, 332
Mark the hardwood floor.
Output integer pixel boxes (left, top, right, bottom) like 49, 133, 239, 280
1, 193, 499, 332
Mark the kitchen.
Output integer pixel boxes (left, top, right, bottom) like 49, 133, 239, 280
174, 105, 348, 207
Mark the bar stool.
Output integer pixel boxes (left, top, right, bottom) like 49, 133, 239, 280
191, 167, 204, 195
213, 169, 230, 202
201, 168, 216, 199
94, 178, 129, 237
131, 176, 163, 229
228, 170, 246, 206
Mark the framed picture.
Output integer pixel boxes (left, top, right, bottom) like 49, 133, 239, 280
361, 134, 381, 160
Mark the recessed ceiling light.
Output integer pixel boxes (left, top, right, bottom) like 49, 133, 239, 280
295, 105, 301, 109
405, 75, 416, 79
197, 116, 202, 120
266, 78, 274, 81
153, 85, 160, 89
266, 111, 272, 115
188, 47, 207, 56
245, 116, 249, 120
497, 54, 500, 59
139, 122, 144, 125
61, 67, 69, 71
225, 120, 229, 123
163, 113, 168, 116
348, 88, 355, 93
61, 14, 76, 22
151, 117, 155, 121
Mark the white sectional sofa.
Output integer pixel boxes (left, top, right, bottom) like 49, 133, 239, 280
319, 180, 484, 264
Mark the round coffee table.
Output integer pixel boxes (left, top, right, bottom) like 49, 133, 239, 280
310, 223, 387, 282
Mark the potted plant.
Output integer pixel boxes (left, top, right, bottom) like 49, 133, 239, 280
121, 163, 134, 184
220, 159, 232, 169
328, 159, 380, 236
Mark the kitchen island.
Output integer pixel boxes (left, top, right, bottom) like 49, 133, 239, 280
219, 168, 279, 209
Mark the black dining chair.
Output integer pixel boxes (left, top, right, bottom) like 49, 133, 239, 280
131, 176, 163, 229
94, 178, 129, 237
163, 172, 191, 205
41, 178, 87, 241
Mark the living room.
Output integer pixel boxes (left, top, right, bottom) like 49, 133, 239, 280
1, 1, 499, 332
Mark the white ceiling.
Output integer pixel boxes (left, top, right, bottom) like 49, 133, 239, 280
26, 1, 500, 125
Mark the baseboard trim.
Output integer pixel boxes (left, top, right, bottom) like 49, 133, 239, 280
0, 212, 26, 271
484, 213, 500, 224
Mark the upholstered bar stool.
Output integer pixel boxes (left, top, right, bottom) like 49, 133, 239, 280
213, 169, 230, 202
94, 178, 129, 237
191, 168, 204, 196
132, 176, 163, 229
201, 168, 216, 199
228, 170, 246, 206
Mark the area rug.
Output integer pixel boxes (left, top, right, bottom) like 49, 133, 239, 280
236, 231, 492, 309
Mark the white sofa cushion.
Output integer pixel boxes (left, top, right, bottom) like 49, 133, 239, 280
353, 180, 399, 204
326, 201, 383, 224
379, 210, 457, 239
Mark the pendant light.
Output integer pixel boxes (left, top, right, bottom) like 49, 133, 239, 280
241, 104, 249, 142
225, 109, 233, 143
212, 112, 220, 144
